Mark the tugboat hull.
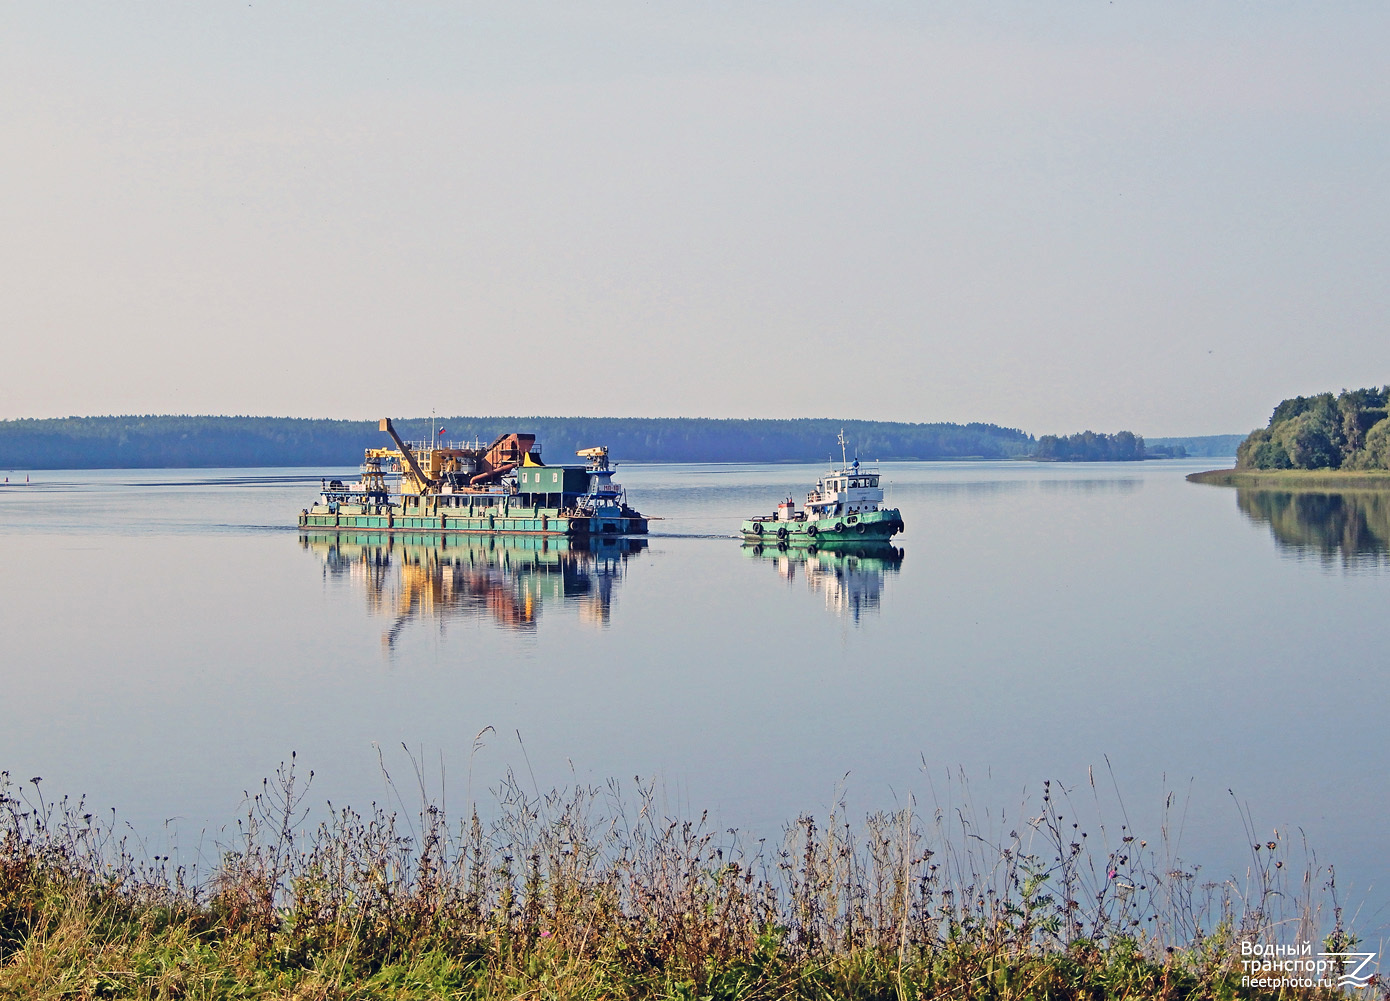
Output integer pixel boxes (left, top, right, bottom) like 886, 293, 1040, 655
740, 507, 902, 546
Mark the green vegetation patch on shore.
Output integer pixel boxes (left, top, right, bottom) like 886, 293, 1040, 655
1236, 387, 1390, 471
1, 767, 1369, 1000
1187, 467, 1390, 489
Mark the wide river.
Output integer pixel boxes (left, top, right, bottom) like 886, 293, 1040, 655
2, 458, 1386, 937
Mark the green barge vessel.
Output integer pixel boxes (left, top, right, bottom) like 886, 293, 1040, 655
740, 431, 903, 546
299, 419, 648, 536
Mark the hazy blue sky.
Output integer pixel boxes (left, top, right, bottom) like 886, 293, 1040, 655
3, 3, 1386, 435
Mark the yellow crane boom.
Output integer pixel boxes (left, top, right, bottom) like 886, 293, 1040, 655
379, 418, 436, 493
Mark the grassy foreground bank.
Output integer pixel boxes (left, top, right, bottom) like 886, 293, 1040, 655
1188, 468, 1390, 490
1, 766, 1375, 1000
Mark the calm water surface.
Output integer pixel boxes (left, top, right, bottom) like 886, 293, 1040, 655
1, 459, 1386, 934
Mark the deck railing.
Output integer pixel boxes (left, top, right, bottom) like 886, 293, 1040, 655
403, 438, 492, 453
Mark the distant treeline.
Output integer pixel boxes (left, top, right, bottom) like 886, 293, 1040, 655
1146, 434, 1242, 457
1034, 430, 1148, 462
0, 415, 1037, 469
1237, 387, 1390, 470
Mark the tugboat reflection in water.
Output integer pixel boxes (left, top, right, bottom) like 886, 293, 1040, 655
301, 532, 648, 646
743, 542, 904, 623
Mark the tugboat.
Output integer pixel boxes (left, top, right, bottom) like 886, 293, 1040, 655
299, 419, 648, 536
741, 431, 903, 546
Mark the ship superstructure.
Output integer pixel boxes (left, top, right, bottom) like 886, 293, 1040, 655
299, 419, 647, 536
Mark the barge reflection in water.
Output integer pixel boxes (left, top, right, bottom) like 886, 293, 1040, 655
300, 532, 648, 644
743, 541, 903, 622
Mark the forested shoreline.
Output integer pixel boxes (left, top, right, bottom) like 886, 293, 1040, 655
0, 415, 1036, 469
0, 415, 1233, 469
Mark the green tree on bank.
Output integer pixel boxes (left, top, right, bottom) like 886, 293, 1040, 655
1237, 387, 1390, 470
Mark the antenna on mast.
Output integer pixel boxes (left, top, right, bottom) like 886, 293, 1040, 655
838, 428, 848, 468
